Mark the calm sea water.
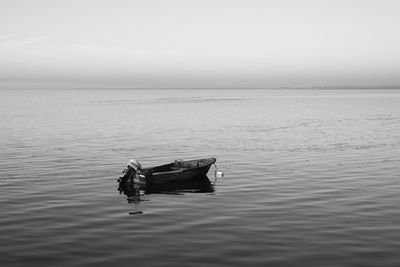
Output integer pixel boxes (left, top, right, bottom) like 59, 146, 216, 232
1, 89, 400, 266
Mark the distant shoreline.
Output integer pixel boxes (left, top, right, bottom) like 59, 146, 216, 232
1, 85, 400, 90
73, 86, 400, 90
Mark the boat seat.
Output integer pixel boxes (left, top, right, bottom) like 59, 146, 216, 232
170, 166, 189, 170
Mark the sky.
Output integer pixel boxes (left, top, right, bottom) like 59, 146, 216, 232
0, 0, 400, 88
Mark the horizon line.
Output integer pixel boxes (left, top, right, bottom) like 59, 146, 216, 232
74, 85, 400, 90
2, 85, 400, 90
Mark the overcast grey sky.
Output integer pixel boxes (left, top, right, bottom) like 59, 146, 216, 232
1, 0, 399, 88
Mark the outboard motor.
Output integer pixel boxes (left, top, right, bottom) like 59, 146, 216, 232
118, 159, 143, 198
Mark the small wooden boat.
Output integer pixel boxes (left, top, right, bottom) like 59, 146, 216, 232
142, 157, 216, 186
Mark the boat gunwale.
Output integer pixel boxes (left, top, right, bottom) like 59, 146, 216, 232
143, 157, 216, 176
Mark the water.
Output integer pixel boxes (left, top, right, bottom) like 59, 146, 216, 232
1, 88, 400, 266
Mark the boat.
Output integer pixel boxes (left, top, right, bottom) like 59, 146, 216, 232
142, 157, 216, 187
117, 157, 217, 197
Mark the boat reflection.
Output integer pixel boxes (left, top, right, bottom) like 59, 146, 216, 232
118, 175, 214, 202
145, 175, 215, 194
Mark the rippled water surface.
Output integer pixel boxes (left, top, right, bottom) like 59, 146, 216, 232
1, 89, 400, 266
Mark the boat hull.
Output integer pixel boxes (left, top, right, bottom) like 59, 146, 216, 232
143, 157, 216, 187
